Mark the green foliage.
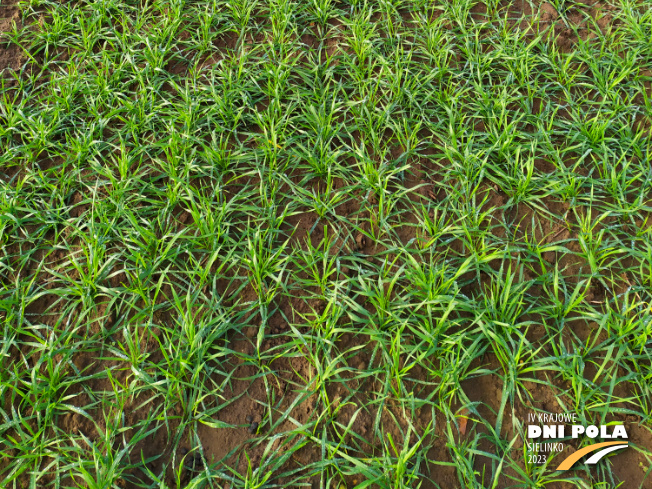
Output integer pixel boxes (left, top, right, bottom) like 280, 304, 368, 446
1, 0, 652, 488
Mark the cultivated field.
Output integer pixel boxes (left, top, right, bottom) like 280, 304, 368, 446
1, 0, 651, 488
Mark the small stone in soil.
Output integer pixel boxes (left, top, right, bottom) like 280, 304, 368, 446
193, 454, 203, 468
182, 452, 203, 470
248, 421, 259, 434
246, 415, 253, 423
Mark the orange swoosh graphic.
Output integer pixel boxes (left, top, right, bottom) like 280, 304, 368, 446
556, 441, 628, 471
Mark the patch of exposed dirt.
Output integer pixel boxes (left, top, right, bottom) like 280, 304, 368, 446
502, 0, 619, 51
0, 0, 22, 75
186, 301, 319, 487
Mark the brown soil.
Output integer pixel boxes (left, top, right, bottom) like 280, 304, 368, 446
0, 0, 22, 75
